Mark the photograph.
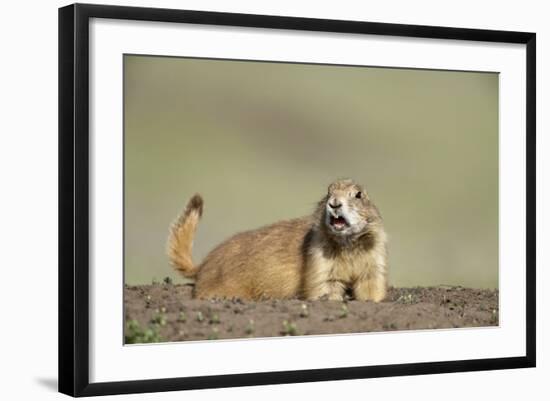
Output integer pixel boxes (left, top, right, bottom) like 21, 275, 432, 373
55, 2, 536, 396
0, 0, 544, 398
123, 54, 499, 344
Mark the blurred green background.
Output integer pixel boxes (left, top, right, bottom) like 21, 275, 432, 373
124, 55, 498, 289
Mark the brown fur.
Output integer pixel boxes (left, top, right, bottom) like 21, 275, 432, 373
167, 179, 388, 301
166, 194, 203, 278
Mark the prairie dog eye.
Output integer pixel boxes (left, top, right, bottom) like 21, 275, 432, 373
355, 191, 362, 199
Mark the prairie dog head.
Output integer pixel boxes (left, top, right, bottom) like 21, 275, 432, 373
320, 179, 382, 240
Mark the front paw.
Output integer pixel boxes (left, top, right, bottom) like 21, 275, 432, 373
354, 280, 386, 302
327, 293, 344, 301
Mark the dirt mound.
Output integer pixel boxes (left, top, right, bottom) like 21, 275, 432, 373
124, 284, 498, 343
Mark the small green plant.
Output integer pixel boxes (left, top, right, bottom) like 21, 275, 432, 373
281, 320, 299, 336
151, 308, 167, 326
196, 311, 205, 322
209, 313, 220, 324
207, 328, 220, 340
125, 319, 162, 344
163, 276, 173, 285
245, 319, 255, 335
339, 304, 349, 318
177, 311, 187, 323
396, 293, 416, 304
151, 277, 160, 285
299, 303, 309, 318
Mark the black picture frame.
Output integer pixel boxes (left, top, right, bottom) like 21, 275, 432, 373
58, 3, 536, 397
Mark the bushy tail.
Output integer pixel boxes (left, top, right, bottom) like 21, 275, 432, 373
167, 194, 204, 278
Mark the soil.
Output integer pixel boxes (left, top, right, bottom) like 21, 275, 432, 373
124, 283, 499, 343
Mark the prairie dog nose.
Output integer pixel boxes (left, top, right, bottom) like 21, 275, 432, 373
328, 199, 342, 209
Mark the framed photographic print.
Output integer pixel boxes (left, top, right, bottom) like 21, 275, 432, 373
58, 3, 536, 397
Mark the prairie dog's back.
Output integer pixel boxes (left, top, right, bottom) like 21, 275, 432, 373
194, 216, 314, 299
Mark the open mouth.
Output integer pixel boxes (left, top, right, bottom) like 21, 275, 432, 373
329, 215, 349, 231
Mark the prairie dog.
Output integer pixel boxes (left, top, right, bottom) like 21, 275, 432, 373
167, 179, 388, 301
